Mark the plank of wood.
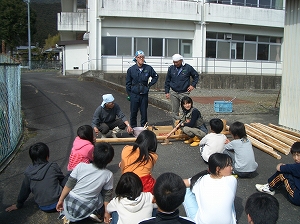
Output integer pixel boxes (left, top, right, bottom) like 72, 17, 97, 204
250, 123, 295, 146
248, 135, 281, 159
245, 124, 290, 155
269, 123, 300, 138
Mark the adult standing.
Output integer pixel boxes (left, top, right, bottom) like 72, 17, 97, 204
165, 54, 199, 121
126, 50, 158, 128
92, 94, 133, 138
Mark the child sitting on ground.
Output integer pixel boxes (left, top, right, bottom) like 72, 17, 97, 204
67, 125, 95, 171
183, 153, 236, 223
245, 192, 279, 224
139, 172, 195, 224
56, 142, 115, 223
120, 130, 158, 193
107, 172, 157, 224
223, 121, 258, 178
200, 118, 227, 162
5, 142, 66, 212
256, 141, 300, 206
179, 96, 208, 147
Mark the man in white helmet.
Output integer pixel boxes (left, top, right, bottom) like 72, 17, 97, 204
165, 54, 199, 121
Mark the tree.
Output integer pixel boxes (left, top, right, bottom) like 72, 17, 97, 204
0, 0, 36, 53
44, 33, 60, 50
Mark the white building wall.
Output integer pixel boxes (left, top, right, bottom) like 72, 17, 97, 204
65, 44, 88, 75
204, 4, 284, 27
279, 0, 300, 131
59, 0, 285, 75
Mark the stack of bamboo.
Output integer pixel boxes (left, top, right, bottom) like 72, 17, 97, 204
244, 123, 300, 159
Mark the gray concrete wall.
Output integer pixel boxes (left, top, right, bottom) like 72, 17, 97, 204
101, 73, 281, 90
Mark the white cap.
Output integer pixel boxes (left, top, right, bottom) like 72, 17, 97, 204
172, 54, 185, 65
101, 94, 114, 107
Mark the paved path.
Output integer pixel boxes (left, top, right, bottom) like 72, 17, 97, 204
0, 72, 298, 224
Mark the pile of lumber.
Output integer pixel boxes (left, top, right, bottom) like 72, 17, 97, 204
244, 123, 300, 159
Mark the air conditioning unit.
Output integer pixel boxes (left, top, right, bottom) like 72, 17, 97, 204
225, 34, 232, 39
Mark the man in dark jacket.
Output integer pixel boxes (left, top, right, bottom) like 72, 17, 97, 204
92, 94, 133, 138
165, 54, 199, 121
126, 50, 158, 128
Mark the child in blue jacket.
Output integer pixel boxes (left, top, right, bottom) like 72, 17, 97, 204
256, 141, 300, 206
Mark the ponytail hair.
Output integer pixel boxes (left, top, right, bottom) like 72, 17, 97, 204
190, 153, 232, 190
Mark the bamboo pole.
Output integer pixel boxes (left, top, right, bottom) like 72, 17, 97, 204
248, 135, 281, 159
250, 123, 295, 146
269, 123, 300, 138
269, 128, 300, 142
96, 134, 186, 143
245, 124, 290, 155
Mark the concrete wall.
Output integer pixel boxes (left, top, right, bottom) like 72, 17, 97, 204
100, 73, 281, 90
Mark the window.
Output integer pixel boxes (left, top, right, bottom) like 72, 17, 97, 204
257, 44, 269, 60
206, 41, 216, 58
210, 0, 282, 9
166, 39, 179, 57
206, 32, 217, 39
102, 37, 116, 55
217, 42, 230, 59
245, 35, 256, 41
232, 0, 245, 6
117, 37, 131, 56
135, 38, 149, 56
236, 43, 244, 59
258, 36, 269, 43
151, 38, 163, 56
244, 43, 256, 60
259, 0, 271, 8
270, 44, 281, 61
206, 32, 282, 61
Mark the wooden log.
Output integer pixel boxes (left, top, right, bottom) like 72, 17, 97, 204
250, 123, 295, 146
96, 134, 186, 143
245, 124, 290, 155
269, 123, 300, 138
248, 135, 281, 159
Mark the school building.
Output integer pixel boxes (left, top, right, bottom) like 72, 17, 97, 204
57, 0, 285, 79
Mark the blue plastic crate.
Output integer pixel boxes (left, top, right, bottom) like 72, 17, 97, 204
214, 101, 233, 113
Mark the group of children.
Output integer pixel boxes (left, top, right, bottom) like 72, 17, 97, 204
179, 96, 258, 178
4, 96, 300, 223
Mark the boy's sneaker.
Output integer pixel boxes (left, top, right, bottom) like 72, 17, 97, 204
255, 183, 275, 195
89, 213, 103, 223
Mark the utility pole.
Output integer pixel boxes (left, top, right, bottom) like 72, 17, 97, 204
24, 0, 31, 69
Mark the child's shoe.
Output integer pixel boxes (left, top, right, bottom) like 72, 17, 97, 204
62, 216, 70, 224
89, 213, 103, 223
190, 136, 200, 147
255, 183, 275, 196
184, 138, 194, 144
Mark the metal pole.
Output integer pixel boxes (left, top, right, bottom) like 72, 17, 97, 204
27, 0, 31, 69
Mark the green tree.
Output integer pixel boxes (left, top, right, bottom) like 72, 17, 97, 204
44, 33, 60, 50
0, 0, 37, 53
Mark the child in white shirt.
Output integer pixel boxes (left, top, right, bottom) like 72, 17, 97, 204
200, 118, 227, 162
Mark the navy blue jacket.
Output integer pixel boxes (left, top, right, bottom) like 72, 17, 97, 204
126, 64, 158, 95
165, 64, 199, 93
139, 209, 195, 224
